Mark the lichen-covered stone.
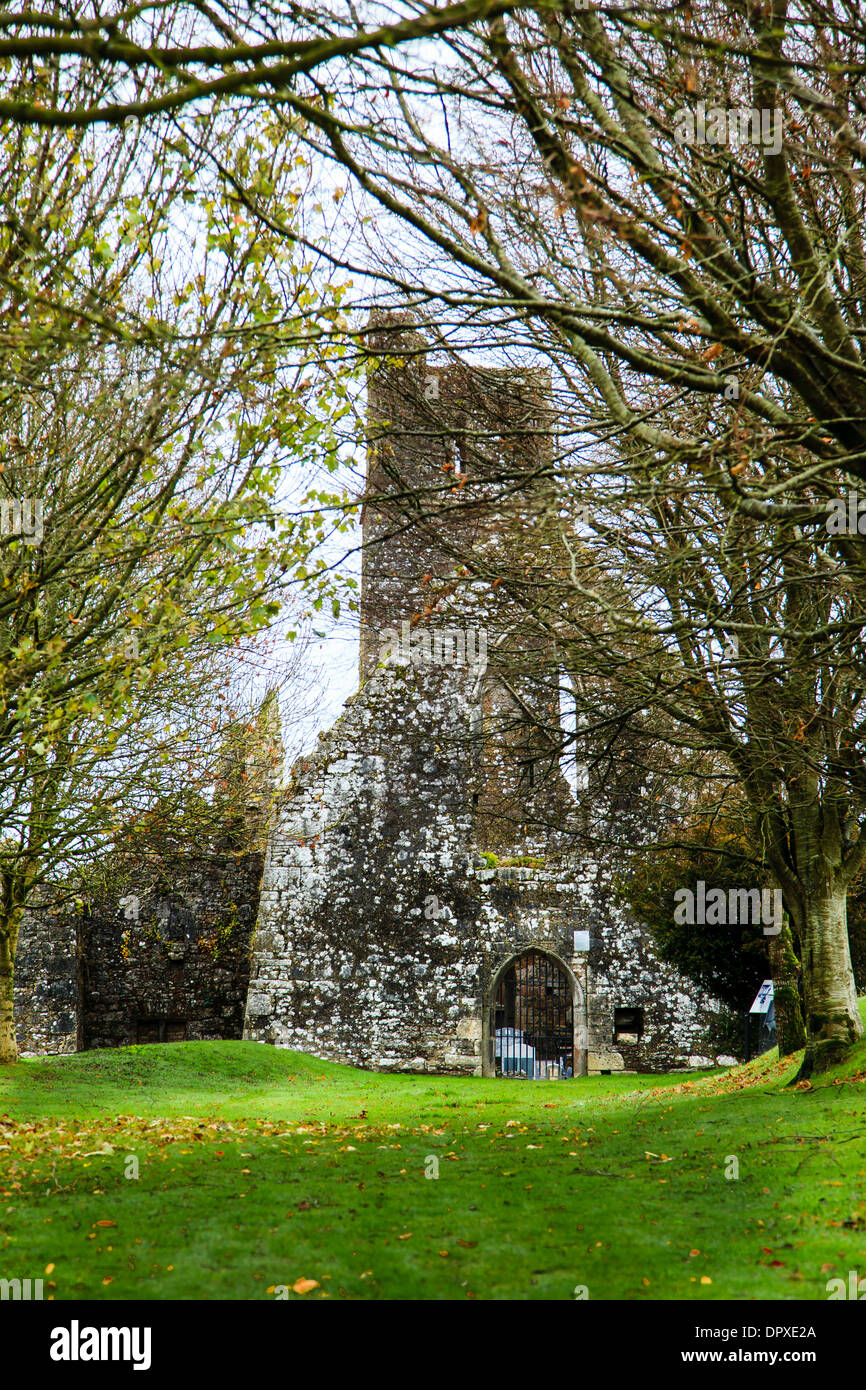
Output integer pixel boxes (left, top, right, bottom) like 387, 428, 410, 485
14, 903, 78, 1056
245, 658, 732, 1074
242, 323, 735, 1075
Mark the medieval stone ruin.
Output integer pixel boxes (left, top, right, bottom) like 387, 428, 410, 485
15, 318, 734, 1074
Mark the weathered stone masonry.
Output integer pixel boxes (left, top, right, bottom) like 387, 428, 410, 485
14, 698, 282, 1057
14, 901, 79, 1056
243, 658, 730, 1073
244, 319, 735, 1074
79, 849, 262, 1051
15, 848, 262, 1055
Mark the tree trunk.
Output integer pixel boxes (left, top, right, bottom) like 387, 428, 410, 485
768, 918, 806, 1058
0, 924, 18, 1063
797, 884, 863, 1078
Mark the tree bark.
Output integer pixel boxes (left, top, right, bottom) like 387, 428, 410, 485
796, 884, 863, 1078
768, 918, 806, 1058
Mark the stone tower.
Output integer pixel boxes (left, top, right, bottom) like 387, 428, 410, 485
243, 321, 733, 1076
361, 314, 577, 855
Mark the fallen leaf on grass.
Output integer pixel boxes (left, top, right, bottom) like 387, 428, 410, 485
292, 1278, 319, 1295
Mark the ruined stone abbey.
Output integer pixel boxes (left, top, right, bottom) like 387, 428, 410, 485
15, 318, 735, 1075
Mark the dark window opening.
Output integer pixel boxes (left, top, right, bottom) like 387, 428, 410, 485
136, 1019, 188, 1045
614, 1007, 644, 1042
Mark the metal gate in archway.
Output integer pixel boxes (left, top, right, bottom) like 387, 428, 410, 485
494, 950, 574, 1079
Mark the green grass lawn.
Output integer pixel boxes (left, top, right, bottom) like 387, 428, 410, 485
2, 1010, 866, 1301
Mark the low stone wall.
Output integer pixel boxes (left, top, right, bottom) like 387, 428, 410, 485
79, 851, 262, 1050
14, 848, 264, 1056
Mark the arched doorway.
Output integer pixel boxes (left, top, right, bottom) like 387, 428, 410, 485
489, 949, 576, 1079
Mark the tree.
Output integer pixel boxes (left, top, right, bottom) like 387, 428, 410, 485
616, 806, 771, 1015
291, 0, 866, 505
0, 94, 352, 1061
614, 796, 809, 1055
0, 1, 530, 127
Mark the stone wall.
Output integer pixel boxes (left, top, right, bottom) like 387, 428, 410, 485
362, 317, 576, 857
245, 659, 733, 1073
14, 849, 265, 1056
14, 903, 79, 1057
13, 695, 281, 1058
78, 849, 262, 1050
245, 661, 481, 1069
